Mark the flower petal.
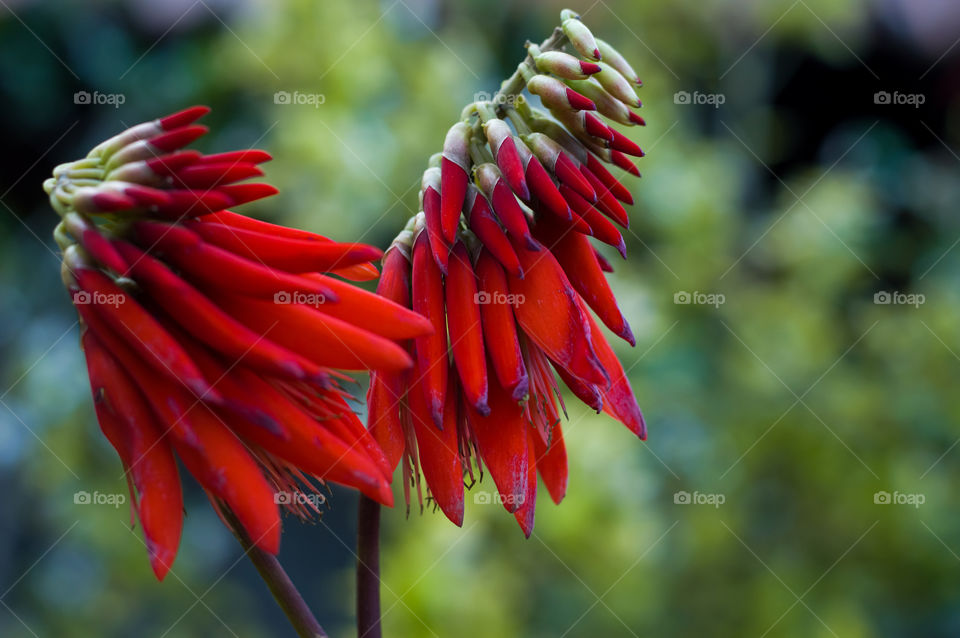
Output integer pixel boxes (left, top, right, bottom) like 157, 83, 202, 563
71, 266, 216, 399
411, 230, 448, 427
578, 299, 646, 439
512, 429, 539, 537
212, 292, 415, 371
466, 186, 522, 279
409, 368, 464, 525
185, 221, 382, 273
446, 242, 489, 415
507, 242, 609, 388
113, 241, 328, 382
535, 225, 634, 346
532, 423, 567, 505
83, 331, 183, 580
131, 220, 339, 302
474, 249, 528, 400
467, 375, 528, 513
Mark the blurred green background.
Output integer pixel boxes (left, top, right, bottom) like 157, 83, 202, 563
2, 0, 959, 636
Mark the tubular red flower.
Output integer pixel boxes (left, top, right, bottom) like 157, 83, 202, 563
367, 16, 647, 534
411, 227, 449, 428
48, 106, 429, 579
445, 242, 489, 415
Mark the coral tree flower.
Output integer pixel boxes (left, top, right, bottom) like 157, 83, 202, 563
46, 106, 432, 579
367, 14, 646, 536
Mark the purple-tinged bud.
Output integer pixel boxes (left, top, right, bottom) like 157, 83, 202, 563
534, 50, 602, 81
420, 167, 449, 273
441, 121, 472, 243
583, 112, 614, 141
483, 119, 530, 201
611, 150, 641, 177
513, 137, 571, 220
608, 129, 644, 157
465, 185, 522, 278
522, 133, 597, 202
527, 75, 596, 112
475, 163, 536, 250
565, 79, 638, 127
73, 186, 138, 214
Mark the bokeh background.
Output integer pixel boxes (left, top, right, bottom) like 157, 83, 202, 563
2, 0, 959, 636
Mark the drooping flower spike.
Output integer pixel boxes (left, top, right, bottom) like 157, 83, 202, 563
367, 10, 646, 536
46, 107, 433, 580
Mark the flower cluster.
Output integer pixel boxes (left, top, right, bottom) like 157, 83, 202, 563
46, 107, 431, 579
367, 10, 646, 535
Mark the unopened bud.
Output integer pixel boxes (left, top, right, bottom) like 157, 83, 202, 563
534, 50, 602, 80
527, 75, 596, 112
593, 62, 641, 107
596, 38, 641, 86
561, 15, 601, 62
564, 79, 636, 126
442, 121, 472, 171
474, 163, 501, 196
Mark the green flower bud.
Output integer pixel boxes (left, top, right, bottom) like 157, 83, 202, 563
561, 17, 601, 62
593, 62, 641, 107
533, 50, 602, 80
596, 38, 641, 86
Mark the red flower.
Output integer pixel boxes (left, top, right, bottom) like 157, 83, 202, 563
47, 107, 432, 579
367, 22, 646, 536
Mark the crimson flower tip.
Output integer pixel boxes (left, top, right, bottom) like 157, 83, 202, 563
158, 105, 211, 130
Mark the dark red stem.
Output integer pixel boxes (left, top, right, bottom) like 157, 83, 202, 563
357, 494, 383, 638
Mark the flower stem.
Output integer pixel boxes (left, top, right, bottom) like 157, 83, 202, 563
495, 27, 568, 104
356, 494, 383, 638
224, 508, 329, 638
